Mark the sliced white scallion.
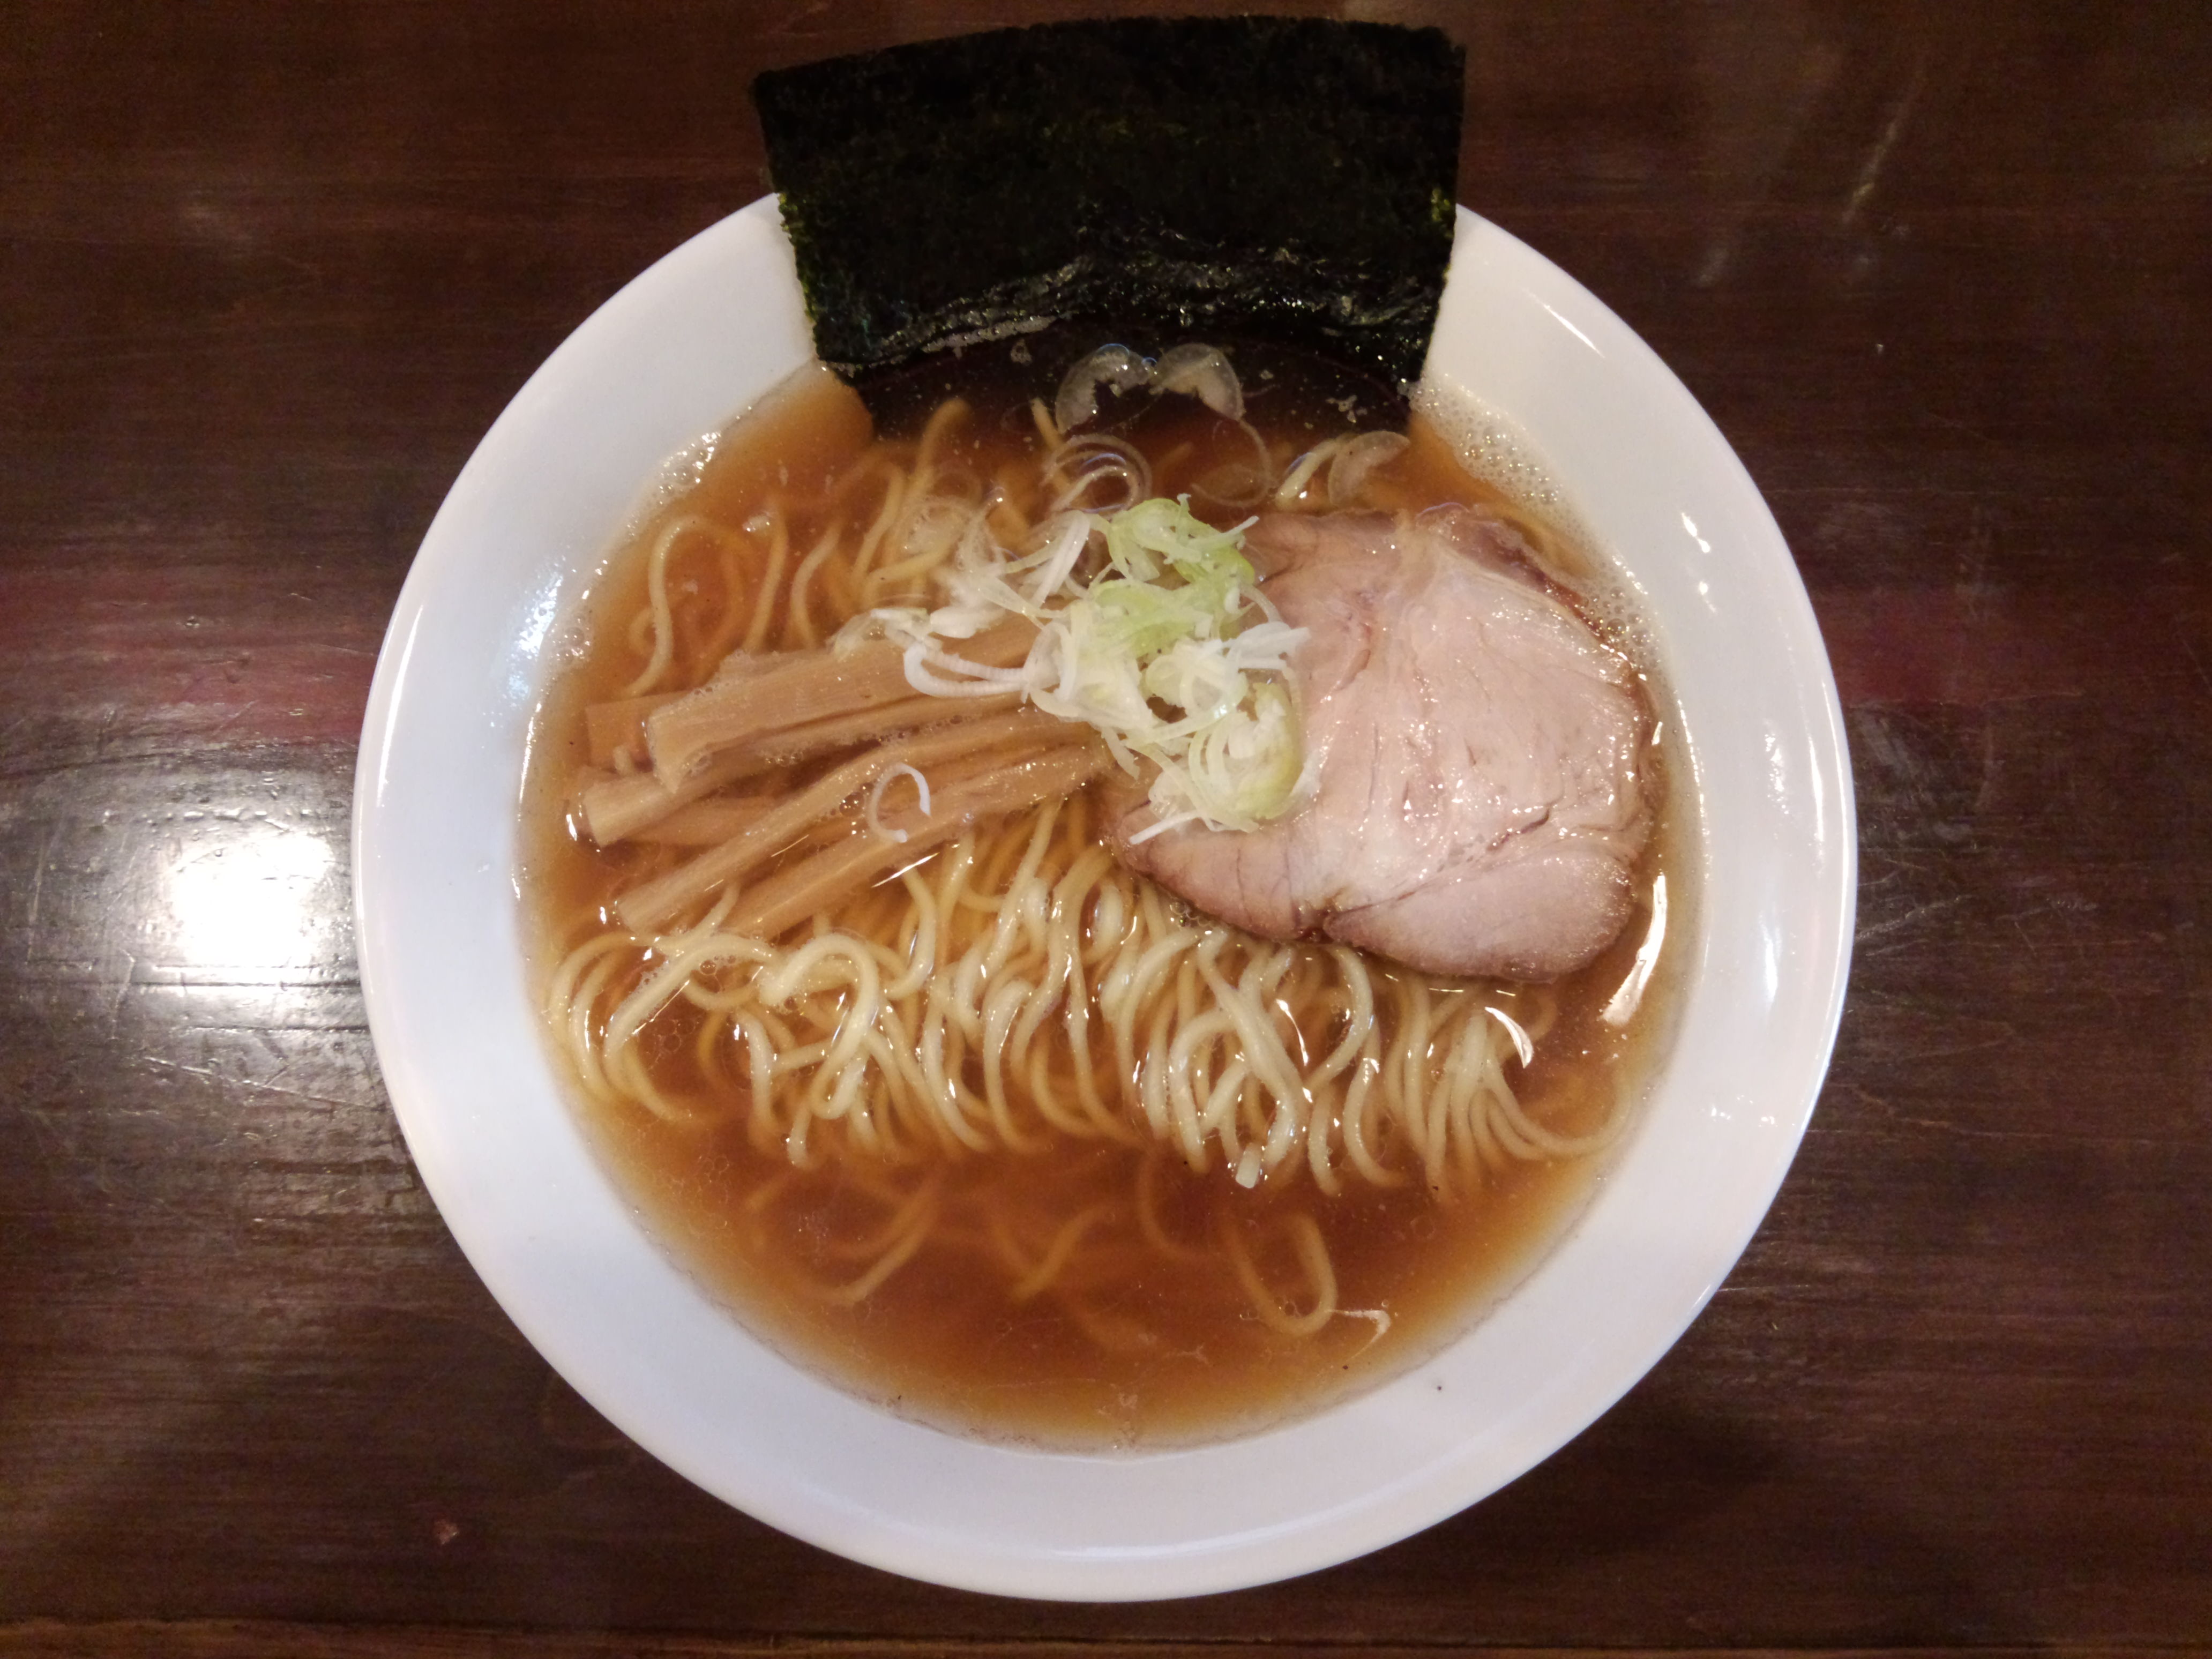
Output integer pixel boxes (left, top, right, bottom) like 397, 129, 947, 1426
1152, 343, 1245, 421
1053, 345, 1154, 435
889, 496, 1308, 838
1327, 430, 1410, 504
1054, 342, 1247, 435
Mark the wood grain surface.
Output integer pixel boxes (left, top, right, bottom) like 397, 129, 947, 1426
2, 1, 2208, 1651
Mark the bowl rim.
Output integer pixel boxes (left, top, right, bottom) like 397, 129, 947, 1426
353, 196, 1855, 1601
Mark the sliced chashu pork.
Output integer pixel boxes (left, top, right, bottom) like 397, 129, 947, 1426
1110, 507, 1651, 980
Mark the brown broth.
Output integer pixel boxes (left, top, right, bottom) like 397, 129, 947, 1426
520, 338, 1686, 1449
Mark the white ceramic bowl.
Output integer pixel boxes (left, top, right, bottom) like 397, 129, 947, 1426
354, 198, 1854, 1600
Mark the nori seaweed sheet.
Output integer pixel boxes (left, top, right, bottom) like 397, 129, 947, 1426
753, 18, 1464, 386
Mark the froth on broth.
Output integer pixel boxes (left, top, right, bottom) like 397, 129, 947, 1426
521, 334, 1681, 1448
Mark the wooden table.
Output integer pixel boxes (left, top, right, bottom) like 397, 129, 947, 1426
4, 3, 2207, 1653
